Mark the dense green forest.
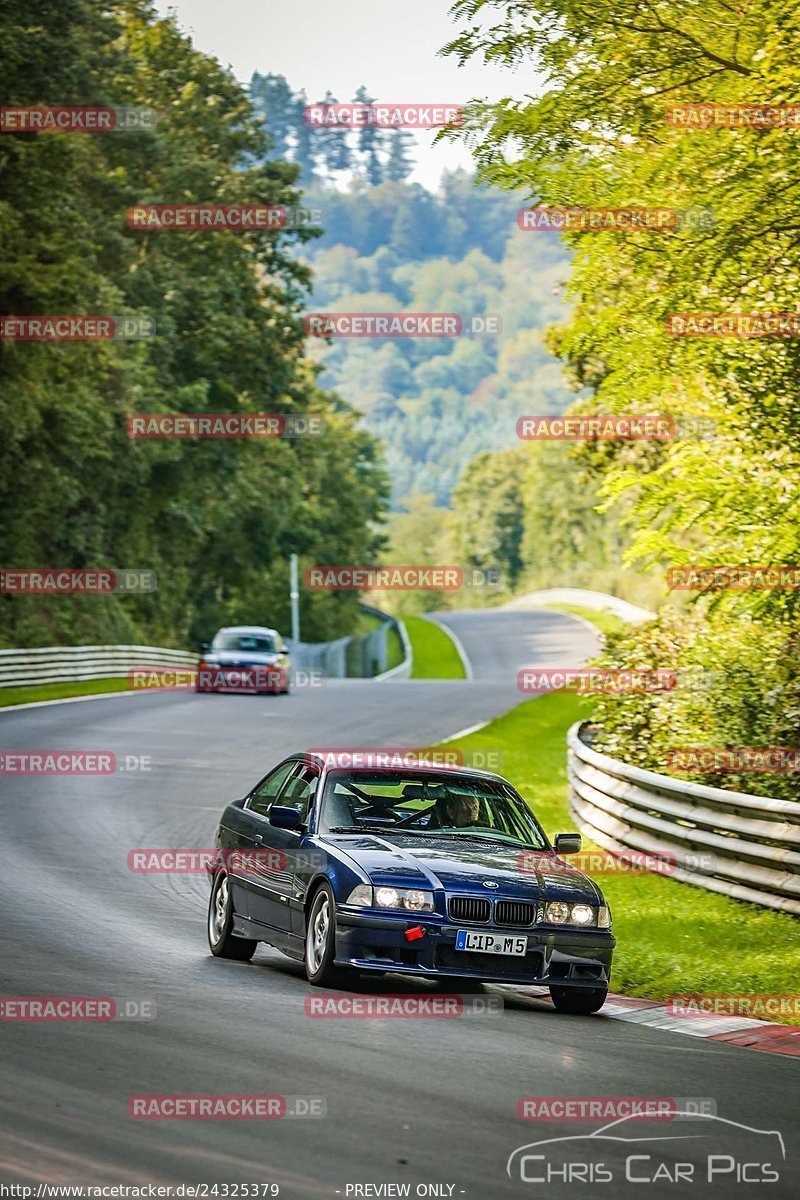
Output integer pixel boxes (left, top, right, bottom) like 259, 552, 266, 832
441, 0, 800, 795
249, 74, 576, 505
0, 2, 388, 649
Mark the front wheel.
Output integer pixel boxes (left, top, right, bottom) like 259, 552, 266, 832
304, 884, 355, 988
208, 872, 257, 960
549, 985, 608, 1015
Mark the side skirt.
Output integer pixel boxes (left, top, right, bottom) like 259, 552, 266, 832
232, 913, 304, 960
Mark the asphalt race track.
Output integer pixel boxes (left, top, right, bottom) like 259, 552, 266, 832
1, 609, 797, 1196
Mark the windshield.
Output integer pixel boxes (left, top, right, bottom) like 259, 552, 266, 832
213, 633, 277, 654
319, 769, 548, 849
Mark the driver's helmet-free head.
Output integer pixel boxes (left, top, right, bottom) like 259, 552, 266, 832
439, 793, 480, 827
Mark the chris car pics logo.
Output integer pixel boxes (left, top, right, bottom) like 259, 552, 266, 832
507, 1113, 785, 1186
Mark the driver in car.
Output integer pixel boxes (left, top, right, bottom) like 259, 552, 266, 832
437, 793, 480, 827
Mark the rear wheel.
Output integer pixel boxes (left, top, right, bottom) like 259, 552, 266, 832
304, 884, 355, 988
549, 985, 608, 1014
208, 872, 257, 961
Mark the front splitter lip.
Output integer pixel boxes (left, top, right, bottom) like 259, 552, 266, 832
334, 957, 611, 988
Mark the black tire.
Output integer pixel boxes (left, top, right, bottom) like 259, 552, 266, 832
304, 883, 355, 988
549, 985, 608, 1015
208, 871, 257, 961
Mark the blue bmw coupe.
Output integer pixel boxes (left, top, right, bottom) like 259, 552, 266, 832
207, 753, 615, 1013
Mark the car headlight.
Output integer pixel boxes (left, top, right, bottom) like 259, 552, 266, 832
545, 901, 570, 924
545, 901, 604, 926
570, 904, 594, 925
346, 885, 434, 912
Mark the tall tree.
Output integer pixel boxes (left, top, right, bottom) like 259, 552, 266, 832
312, 90, 353, 177
292, 87, 316, 183
353, 85, 383, 185
249, 71, 294, 159
385, 129, 415, 182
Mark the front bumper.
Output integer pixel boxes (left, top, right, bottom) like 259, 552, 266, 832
197, 666, 288, 693
335, 909, 615, 988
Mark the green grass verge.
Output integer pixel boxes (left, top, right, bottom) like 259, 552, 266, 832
404, 614, 466, 680
0, 677, 135, 707
436, 690, 800, 1019
542, 603, 629, 639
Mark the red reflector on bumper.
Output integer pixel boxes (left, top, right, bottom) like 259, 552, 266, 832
405, 926, 426, 942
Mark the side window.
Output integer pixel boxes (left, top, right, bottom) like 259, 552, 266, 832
279, 765, 320, 822
248, 761, 296, 818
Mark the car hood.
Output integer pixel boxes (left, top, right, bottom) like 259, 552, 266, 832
322, 833, 601, 904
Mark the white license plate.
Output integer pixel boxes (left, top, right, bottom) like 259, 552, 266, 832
455, 930, 527, 956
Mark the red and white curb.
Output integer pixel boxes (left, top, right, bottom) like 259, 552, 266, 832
505, 989, 800, 1057
601, 993, 800, 1056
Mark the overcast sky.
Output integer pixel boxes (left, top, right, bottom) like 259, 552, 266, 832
154, 0, 537, 188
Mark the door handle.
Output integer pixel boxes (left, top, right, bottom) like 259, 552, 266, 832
253, 833, 265, 845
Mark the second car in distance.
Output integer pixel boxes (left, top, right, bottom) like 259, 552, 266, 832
197, 625, 291, 694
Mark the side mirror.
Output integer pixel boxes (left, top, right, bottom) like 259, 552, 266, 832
269, 805, 302, 831
199, 641, 210, 654
554, 832, 582, 855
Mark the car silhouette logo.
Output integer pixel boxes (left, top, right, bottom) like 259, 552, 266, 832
506, 1112, 786, 1181
482, 880, 499, 889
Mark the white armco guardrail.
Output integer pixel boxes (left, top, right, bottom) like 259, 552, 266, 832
567, 721, 800, 917
0, 612, 407, 690
0, 645, 197, 689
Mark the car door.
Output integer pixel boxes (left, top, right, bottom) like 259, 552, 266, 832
250, 762, 321, 933
237, 760, 297, 925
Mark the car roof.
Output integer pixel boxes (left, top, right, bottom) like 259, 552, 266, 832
291, 751, 505, 784
214, 625, 280, 637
